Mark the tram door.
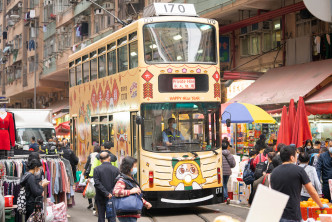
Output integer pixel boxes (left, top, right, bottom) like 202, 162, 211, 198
130, 112, 139, 180
71, 117, 78, 154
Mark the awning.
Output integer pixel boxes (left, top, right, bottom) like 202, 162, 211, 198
306, 83, 332, 104
55, 121, 70, 135
229, 59, 332, 105
47, 99, 69, 113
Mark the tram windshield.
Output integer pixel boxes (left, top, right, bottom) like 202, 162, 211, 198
143, 22, 216, 64
141, 102, 220, 153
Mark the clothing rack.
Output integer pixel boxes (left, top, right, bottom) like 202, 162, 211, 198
5, 153, 63, 160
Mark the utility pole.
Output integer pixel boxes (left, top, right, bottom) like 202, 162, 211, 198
33, 38, 36, 109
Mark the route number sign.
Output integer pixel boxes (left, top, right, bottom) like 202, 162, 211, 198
153, 3, 197, 17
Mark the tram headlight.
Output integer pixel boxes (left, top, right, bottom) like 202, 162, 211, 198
217, 168, 221, 184
149, 171, 154, 188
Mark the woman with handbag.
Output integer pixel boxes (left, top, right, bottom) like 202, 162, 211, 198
113, 156, 152, 222
20, 159, 49, 221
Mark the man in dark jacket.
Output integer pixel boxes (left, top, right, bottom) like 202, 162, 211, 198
61, 142, 79, 182
316, 146, 332, 201
94, 152, 120, 222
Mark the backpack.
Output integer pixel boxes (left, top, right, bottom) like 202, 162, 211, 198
243, 159, 255, 185
17, 186, 27, 214
254, 154, 268, 179
308, 153, 318, 166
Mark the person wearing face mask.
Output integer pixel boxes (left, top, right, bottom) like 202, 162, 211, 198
93, 152, 120, 222
113, 156, 152, 222
316, 144, 332, 202
162, 118, 185, 146
20, 159, 50, 220
303, 139, 314, 154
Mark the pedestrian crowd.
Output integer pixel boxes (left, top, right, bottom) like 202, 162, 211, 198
23, 137, 151, 222
234, 135, 332, 222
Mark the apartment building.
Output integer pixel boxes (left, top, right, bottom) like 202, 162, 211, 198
0, 0, 145, 111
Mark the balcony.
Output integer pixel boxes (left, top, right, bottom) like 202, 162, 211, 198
74, 1, 91, 16
44, 21, 56, 40
57, 7, 74, 28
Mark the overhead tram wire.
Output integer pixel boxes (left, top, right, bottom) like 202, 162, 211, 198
85, 0, 128, 26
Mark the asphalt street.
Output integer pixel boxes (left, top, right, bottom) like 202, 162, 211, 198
68, 193, 249, 222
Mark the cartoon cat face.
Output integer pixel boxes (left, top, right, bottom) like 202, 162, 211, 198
176, 163, 199, 183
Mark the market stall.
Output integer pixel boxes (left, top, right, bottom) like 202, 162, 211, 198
221, 102, 277, 156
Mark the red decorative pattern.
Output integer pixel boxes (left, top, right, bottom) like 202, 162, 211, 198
143, 82, 153, 99
213, 71, 220, 82
142, 70, 154, 82
214, 83, 220, 98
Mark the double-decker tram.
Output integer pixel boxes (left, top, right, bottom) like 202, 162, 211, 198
69, 3, 223, 207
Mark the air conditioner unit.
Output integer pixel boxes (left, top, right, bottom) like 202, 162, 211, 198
251, 21, 272, 32
103, 2, 114, 10
18, 2, 23, 7
240, 26, 251, 35
7, 20, 14, 26
94, 9, 104, 15
80, 15, 88, 21
60, 26, 68, 33
44, 0, 52, 6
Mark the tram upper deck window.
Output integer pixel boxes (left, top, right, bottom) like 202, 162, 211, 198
143, 22, 216, 64
141, 102, 220, 153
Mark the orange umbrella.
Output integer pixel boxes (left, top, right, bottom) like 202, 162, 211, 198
291, 97, 312, 147
277, 106, 290, 146
289, 99, 296, 138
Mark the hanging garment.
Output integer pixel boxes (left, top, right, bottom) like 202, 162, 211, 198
0, 112, 15, 151
30, 28, 36, 38
72, 44, 76, 52
75, 26, 80, 37
28, 40, 35, 51
43, 25, 47, 33
30, 10, 35, 19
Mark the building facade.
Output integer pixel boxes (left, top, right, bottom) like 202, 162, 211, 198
0, 0, 145, 111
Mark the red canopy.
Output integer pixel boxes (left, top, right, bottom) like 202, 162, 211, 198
291, 97, 312, 147
277, 106, 290, 146
288, 99, 296, 139
55, 121, 70, 136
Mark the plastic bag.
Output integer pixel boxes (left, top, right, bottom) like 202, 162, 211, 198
85, 179, 96, 199
45, 206, 54, 222
78, 173, 87, 186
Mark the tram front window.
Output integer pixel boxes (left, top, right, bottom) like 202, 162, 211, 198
143, 22, 216, 64
142, 103, 220, 152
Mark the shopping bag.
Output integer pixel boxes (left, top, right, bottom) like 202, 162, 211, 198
83, 180, 89, 198
76, 173, 87, 193
106, 198, 116, 219
78, 173, 87, 186
85, 179, 96, 199
27, 210, 44, 222
52, 202, 67, 222
45, 206, 54, 222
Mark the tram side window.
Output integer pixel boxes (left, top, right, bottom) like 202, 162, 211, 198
129, 41, 138, 69
118, 46, 128, 72
91, 117, 99, 145
90, 58, 97, 81
69, 68, 75, 87
100, 116, 108, 144
108, 50, 116, 75
82, 62, 89, 83
98, 54, 106, 78
109, 115, 114, 144
76, 65, 82, 85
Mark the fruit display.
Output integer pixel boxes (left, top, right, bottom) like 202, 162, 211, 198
300, 198, 332, 220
